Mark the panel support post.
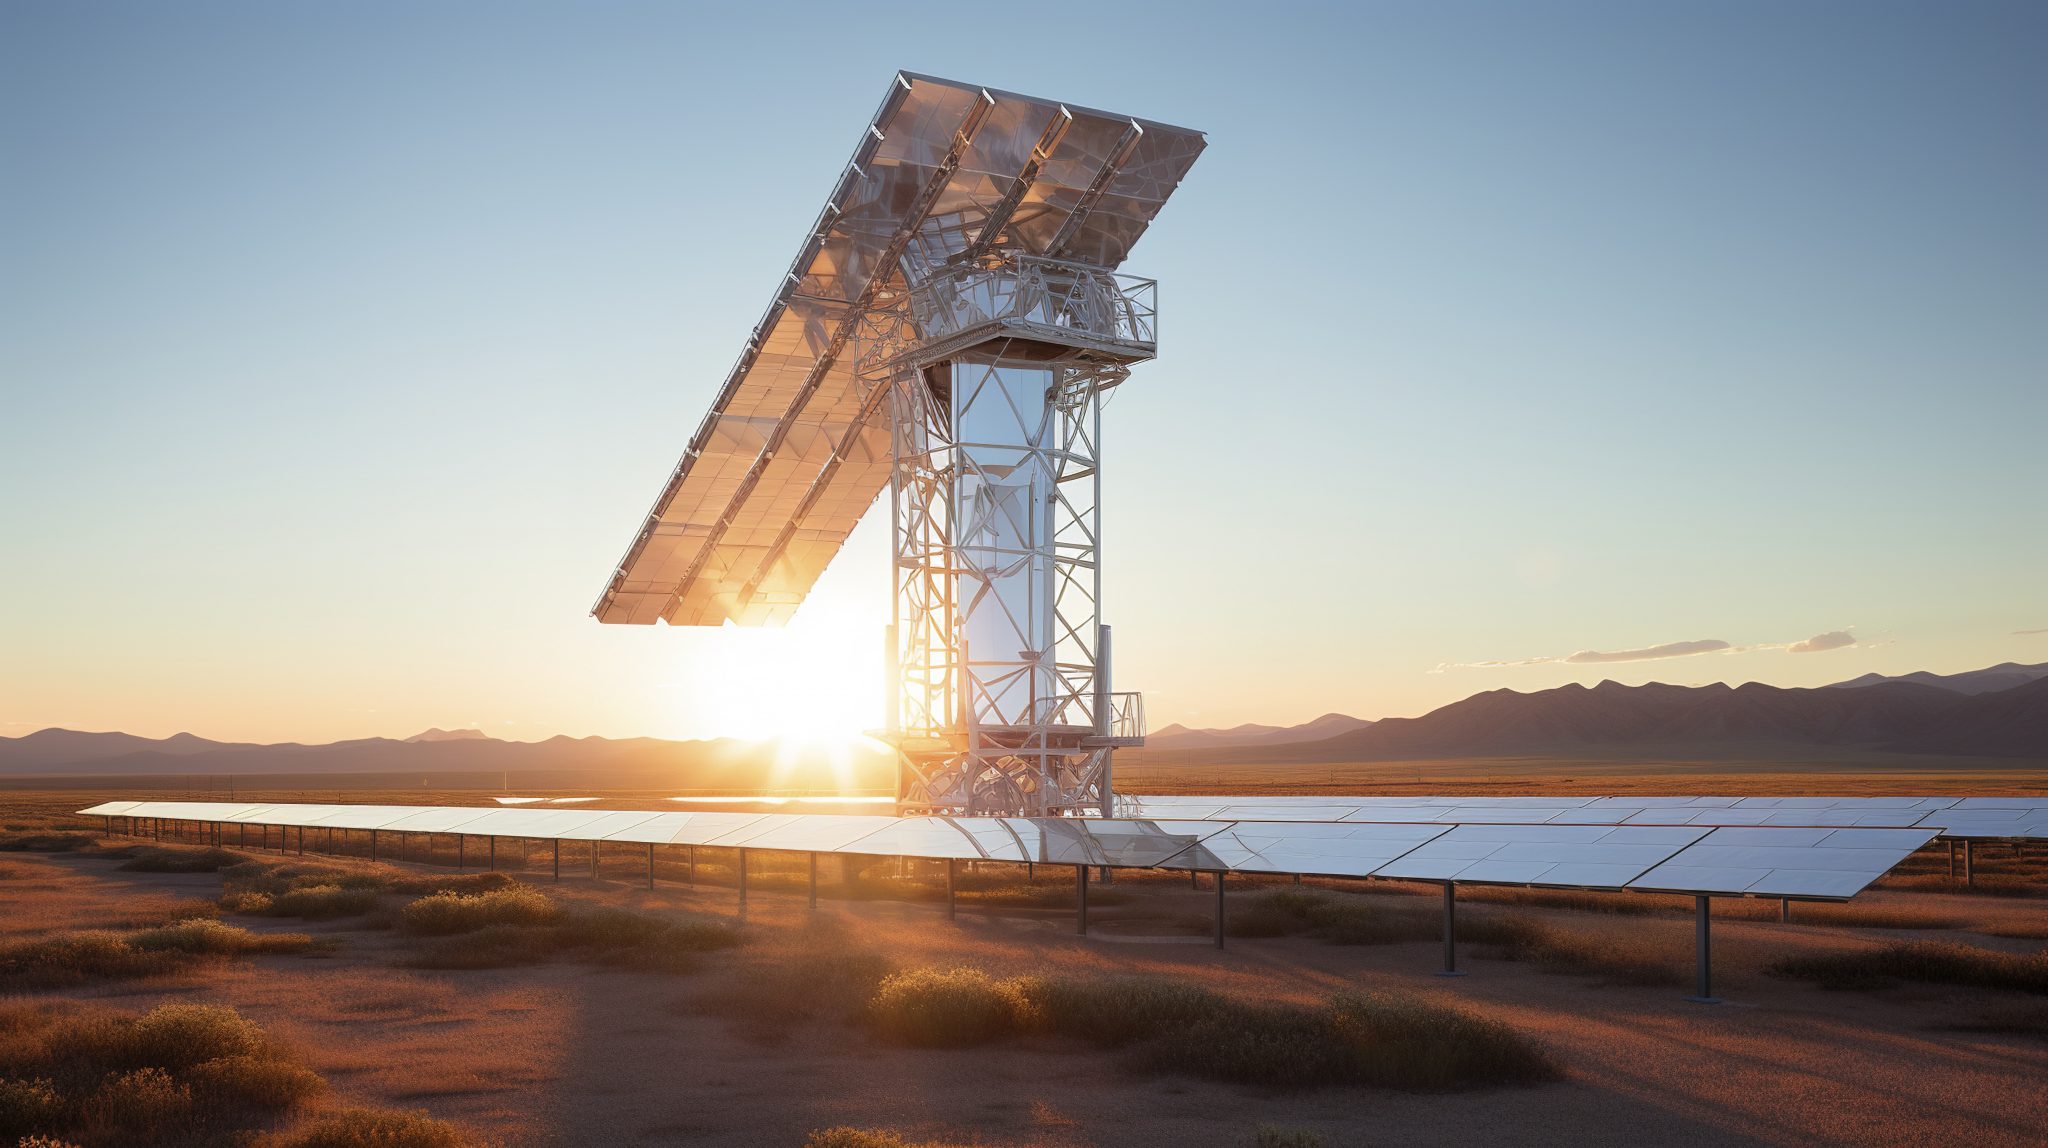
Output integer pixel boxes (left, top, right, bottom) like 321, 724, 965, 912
488, 837, 496, 872
1075, 865, 1089, 935
296, 826, 303, 856
1214, 872, 1226, 949
687, 844, 695, 885
591, 841, 600, 879
1780, 897, 1790, 924
945, 858, 956, 920
1948, 838, 1958, 879
1437, 882, 1466, 977
1688, 896, 1721, 1004
457, 835, 464, 870
370, 829, 378, 860
810, 853, 819, 910
1192, 869, 1200, 890
552, 839, 560, 882
648, 843, 656, 891
736, 849, 748, 911
1964, 839, 1975, 887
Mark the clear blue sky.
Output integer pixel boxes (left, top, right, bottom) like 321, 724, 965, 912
3, 1, 2043, 743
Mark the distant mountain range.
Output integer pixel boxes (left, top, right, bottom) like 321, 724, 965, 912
1827, 661, 2048, 696
1217, 675, 2048, 764
1146, 713, 1372, 750
6, 663, 2044, 778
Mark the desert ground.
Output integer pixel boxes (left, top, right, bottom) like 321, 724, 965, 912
2, 768, 2044, 1148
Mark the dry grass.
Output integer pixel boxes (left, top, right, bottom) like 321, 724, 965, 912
0, 920, 323, 991
692, 924, 895, 1037
399, 888, 558, 935
1225, 888, 1439, 944
1773, 941, 2048, 993
403, 902, 741, 973
266, 1108, 480, 1148
803, 1130, 967, 1148
1252, 1128, 1327, 1148
119, 846, 245, 874
859, 966, 1558, 1091
0, 1001, 319, 1145
0, 832, 101, 854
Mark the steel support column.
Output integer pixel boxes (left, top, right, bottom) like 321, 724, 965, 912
1438, 882, 1466, 976
1213, 872, 1226, 949
1688, 896, 1720, 1004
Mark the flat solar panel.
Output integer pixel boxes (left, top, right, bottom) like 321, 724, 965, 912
1626, 827, 1936, 899
1160, 822, 1452, 877
74, 802, 1941, 901
838, 816, 1034, 861
1375, 825, 1710, 890
595, 73, 1204, 628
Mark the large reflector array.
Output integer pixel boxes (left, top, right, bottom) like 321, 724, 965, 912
594, 73, 1204, 628
1113, 794, 2048, 840
78, 801, 1936, 900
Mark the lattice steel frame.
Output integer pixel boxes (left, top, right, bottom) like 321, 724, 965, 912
862, 256, 1150, 816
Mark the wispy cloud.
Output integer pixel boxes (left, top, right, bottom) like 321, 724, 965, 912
1787, 630, 1856, 654
2016, 628, 2048, 636
1436, 629, 1859, 671
1566, 639, 1731, 664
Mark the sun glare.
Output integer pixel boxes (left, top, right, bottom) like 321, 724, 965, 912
659, 615, 885, 750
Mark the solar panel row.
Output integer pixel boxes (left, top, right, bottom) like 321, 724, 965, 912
76, 801, 1935, 901
1112, 794, 2048, 840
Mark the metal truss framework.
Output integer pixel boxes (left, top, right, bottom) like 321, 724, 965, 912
865, 256, 1150, 816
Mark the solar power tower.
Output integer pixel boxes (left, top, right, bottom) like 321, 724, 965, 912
593, 74, 1205, 817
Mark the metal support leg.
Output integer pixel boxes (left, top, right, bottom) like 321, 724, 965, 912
1780, 898, 1790, 923
1965, 840, 1975, 887
591, 841, 600, 879
370, 829, 377, 860
736, 849, 747, 911
1075, 865, 1089, 935
1438, 882, 1466, 976
458, 835, 464, 869
1026, 862, 1033, 882
550, 839, 559, 881
1688, 896, 1720, 1004
687, 844, 696, 885
297, 826, 304, 856
488, 837, 496, 871
1214, 872, 1226, 949
648, 843, 656, 891
1948, 838, 1958, 878
945, 858, 956, 920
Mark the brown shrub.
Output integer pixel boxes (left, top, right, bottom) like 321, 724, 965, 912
400, 888, 556, 935
276, 1107, 478, 1148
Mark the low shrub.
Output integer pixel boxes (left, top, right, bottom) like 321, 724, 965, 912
129, 919, 320, 957
1773, 941, 2048, 994
277, 1107, 479, 1148
0, 932, 186, 989
856, 967, 1558, 1091
269, 885, 381, 920
384, 872, 519, 897
0, 833, 99, 854
867, 968, 1031, 1047
400, 888, 557, 935
119, 847, 243, 873
0, 1002, 456, 1147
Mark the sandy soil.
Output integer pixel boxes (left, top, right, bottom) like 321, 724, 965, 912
4, 826, 2045, 1148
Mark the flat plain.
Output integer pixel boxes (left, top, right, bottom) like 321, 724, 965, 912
3, 766, 2045, 1148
